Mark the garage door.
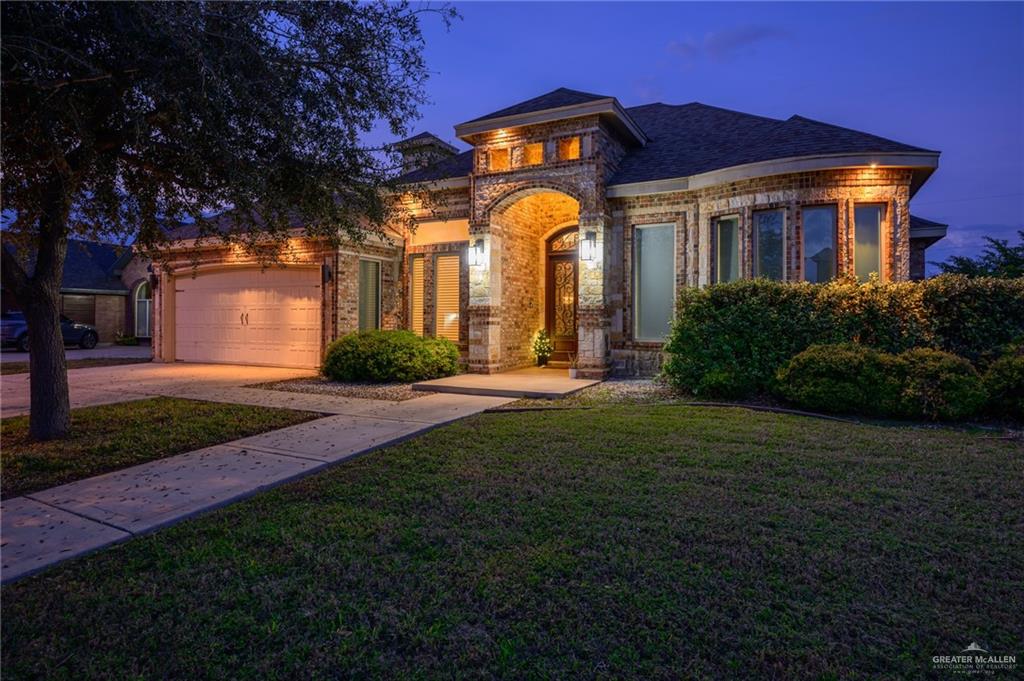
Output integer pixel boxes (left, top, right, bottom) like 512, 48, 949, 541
175, 267, 321, 369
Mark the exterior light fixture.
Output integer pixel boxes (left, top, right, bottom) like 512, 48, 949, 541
468, 238, 485, 267
869, 162, 878, 169
580, 231, 597, 261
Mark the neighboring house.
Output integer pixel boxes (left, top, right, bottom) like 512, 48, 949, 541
149, 87, 948, 376
2, 238, 153, 343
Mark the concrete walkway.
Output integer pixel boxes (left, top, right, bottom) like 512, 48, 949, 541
1, 391, 511, 583
412, 366, 599, 399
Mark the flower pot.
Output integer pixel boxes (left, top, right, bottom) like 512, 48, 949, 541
568, 368, 578, 379
537, 356, 548, 367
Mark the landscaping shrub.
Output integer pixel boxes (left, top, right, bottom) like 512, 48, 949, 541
982, 352, 1024, 421
663, 275, 1024, 398
894, 348, 987, 421
774, 343, 902, 416
322, 330, 459, 383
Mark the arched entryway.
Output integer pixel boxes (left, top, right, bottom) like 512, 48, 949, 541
545, 226, 578, 361
132, 280, 152, 338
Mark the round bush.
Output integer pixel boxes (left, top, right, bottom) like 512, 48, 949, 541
322, 330, 459, 383
895, 348, 986, 421
774, 343, 901, 416
982, 353, 1024, 421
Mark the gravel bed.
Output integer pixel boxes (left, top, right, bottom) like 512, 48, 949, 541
251, 377, 432, 401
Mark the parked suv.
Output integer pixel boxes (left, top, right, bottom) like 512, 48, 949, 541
0, 311, 100, 352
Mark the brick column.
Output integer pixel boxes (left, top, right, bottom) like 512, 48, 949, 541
467, 221, 503, 373
577, 212, 611, 379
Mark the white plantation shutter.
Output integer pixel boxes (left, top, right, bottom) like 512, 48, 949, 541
434, 254, 460, 342
358, 259, 380, 331
410, 256, 424, 335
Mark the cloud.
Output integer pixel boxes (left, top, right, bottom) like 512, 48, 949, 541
666, 25, 792, 65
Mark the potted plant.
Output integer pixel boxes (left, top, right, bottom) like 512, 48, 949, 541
567, 352, 579, 379
532, 329, 554, 366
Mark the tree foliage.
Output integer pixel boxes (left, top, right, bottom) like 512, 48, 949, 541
1, 1, 453, 439
933, 230, 1024, 278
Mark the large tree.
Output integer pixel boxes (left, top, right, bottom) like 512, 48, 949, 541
933, 230, 1024, 278
2, 1, 452, 440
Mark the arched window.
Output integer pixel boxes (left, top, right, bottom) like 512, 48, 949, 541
134, 281, 152, 338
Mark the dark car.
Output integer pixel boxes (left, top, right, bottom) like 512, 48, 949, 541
1, 311, 99, 352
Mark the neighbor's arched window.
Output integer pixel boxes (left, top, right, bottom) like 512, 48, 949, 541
134, 281, 152, 338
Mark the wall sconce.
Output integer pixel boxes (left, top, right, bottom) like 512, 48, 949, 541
468, 238, 485, 267
580, 231, 597, 262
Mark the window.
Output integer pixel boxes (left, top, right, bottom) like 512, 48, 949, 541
634, 224, 675, 341
802, 205, 837, 283
753, 209, 785, 280
714, 216, 740, 283
358, 259, 380, 331
488, 147, 510, 172
134, 281, 152, 338
434, 254, 460, 342
557, 136, 580, 161
409, 256, 424, 335
854, 204, 884, 282
523, 142, 543, 166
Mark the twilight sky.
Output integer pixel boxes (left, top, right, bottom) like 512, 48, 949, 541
390, 1, 1024, 273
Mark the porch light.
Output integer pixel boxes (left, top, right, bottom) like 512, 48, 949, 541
580, 231, 597, 261
468, 238, 485, 267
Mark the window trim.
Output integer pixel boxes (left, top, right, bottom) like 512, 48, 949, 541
632, 222, 677, 342
799, 203, 839, 283
408, 254, 424, 336
752, 208, 787, 281
711, 214, 741, 284
358, 258, 383, 331
853, 202, 886, 282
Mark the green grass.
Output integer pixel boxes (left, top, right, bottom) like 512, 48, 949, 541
0, 357, 152, 375
1, 397, 319, 498
2, 406, 1021, 679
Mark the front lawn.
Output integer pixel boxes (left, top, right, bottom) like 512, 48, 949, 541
0, 357, 152, 375
1, 397, 319, 499
2, 406, 1021, 678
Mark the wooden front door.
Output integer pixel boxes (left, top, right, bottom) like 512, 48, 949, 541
545, 227, 579, 362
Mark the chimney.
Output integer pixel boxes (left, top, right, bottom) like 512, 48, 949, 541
394, 132, 459, 175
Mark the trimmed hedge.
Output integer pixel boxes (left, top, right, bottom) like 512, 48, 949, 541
774, 344, 901, 416
983, 353, 1024, 420
663, 275, 1024, 398
322, 330, 459, 383
777, 344, 986, 421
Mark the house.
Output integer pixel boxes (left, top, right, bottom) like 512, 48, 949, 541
2, 238, 153, 342
149, 87, 948, 376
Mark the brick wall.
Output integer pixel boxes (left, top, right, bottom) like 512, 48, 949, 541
93, 294, 126, 342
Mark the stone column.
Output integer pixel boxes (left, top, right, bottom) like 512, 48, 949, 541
576, 212, 612, 379
467, 221, 503, 373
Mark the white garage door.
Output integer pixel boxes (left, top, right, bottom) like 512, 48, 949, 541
175, 267, 322, 369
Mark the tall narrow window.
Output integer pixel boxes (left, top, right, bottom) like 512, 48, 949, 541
714, 216, 740, 283
634, 224, 675, 341
358, 259, 380, 331
802, 205, 837, 283
409, 256, 424, 335
753, 209, 785, 280
134, 281, 152, 337
854, 204, 884, 282
435, 254, 460, 342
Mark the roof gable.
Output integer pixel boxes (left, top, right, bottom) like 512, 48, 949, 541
463, 88, 612, 124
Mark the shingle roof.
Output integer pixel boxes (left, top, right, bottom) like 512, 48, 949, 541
395, 93, 936, 187
910, 215, 948, 231
4, 238, 130, 292
611, 103, 932, 185
463, 87, 612, 124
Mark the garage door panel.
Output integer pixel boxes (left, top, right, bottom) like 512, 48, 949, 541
174, 268, 321, 369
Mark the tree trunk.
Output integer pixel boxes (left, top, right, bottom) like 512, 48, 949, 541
23, 286, 71, 440
1, 181, 73, 440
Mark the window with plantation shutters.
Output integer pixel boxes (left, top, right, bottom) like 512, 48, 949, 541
434, 254, 460, 342
358, 259, 380, 331
409, 256, 424, 335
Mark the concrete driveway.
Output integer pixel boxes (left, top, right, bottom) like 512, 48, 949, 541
1, 362, 315, 418
0, 344, 153, 363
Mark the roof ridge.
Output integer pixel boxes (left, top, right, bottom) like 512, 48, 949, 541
782, 114, 935, 153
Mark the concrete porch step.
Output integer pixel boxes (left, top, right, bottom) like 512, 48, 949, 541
412, 367, 599, 400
